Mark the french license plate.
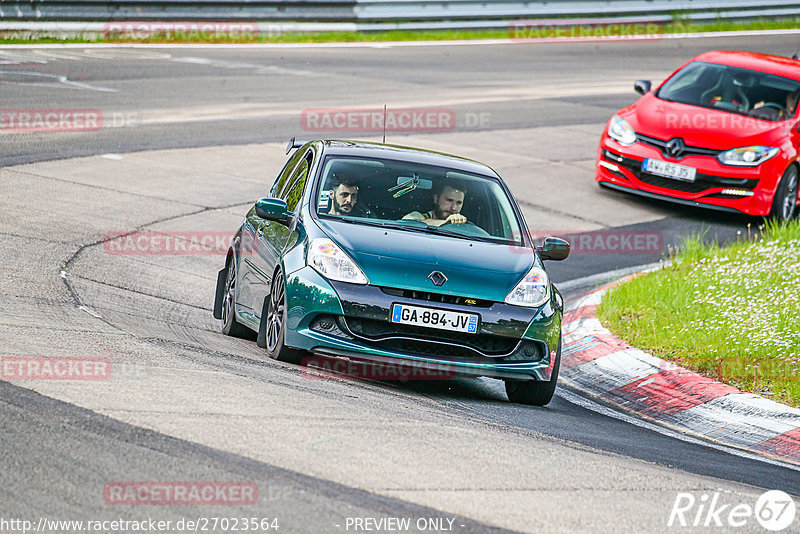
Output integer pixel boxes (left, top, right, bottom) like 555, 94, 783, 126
642, 158, 697, 182
391, 303, 479, 334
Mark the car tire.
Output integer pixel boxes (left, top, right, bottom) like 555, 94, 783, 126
221, 257, 254, 339
257, 268, 304, 364
770, 165, 799, 221
505, 340, 561, 406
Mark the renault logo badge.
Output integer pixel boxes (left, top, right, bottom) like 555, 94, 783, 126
665, 137, 685, 159
429, 271, 447, 286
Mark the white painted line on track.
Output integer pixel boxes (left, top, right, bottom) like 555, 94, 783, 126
557, 386, 800, 472
1, 28, 800, 50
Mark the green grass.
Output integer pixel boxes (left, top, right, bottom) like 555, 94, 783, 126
597, 220, 800, 407
1, 17, 798, 45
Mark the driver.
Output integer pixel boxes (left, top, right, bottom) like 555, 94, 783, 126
403, 180, 467, 226
326, 174, 359, 216
753, 89, 800, 118
785, 89, 800, 116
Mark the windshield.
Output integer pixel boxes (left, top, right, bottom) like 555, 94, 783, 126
315, 156, 524, 244
657, 61, 800, 121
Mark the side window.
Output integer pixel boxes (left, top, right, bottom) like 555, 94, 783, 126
270, 150, 303, 197
281, 152, 312, 212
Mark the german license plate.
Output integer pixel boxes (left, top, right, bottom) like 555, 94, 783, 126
390, 304, 479, 334
642, 158, 697, 182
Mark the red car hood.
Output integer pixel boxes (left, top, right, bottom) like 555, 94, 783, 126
625, 96, 789, 149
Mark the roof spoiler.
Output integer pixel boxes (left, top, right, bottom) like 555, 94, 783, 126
285, 136, 307, 155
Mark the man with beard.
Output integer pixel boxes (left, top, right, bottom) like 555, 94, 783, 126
403, 180, 467, 226
326, 174, 360, 216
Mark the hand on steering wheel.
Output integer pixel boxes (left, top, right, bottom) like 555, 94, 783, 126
442, 213, 467, 225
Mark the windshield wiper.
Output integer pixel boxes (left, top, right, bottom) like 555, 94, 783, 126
320, 216, 387, 229
322, 217, 509, 244
412, 224, 508, 244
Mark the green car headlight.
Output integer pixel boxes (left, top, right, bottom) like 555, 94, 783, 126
308, 238, 369, 285
608, 114, 637, 146
717, 146, 779, 167
504, 267, 550, 308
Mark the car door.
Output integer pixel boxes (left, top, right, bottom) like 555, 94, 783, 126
238, 150, 303, 316
250, 149, 313, 320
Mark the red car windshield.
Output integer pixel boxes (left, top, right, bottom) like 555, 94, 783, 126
657, 61, 800, 121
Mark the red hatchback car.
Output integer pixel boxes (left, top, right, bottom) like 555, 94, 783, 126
596, 51, 800, 220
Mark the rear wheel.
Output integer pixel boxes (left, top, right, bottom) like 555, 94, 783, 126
221, 258, 253, 338
771, 165, 799, 221
257, 268, 304, 363
505, 340, 561, 406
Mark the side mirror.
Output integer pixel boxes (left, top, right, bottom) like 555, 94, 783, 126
255, 198, 289, 224
634, 80, 652, 96
536, 237, 570, 262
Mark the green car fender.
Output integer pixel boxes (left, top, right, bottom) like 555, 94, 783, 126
283, 267, 344, 337
520, 284, 563, 374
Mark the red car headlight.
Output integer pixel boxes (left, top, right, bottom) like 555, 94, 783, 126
717, 146, 779, 167
608, 115, 637, 146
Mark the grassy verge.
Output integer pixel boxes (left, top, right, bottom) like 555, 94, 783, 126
0, 18, 798, 45
597, 220, 800, 408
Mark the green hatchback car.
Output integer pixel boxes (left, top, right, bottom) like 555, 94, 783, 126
214, 140, 569, 405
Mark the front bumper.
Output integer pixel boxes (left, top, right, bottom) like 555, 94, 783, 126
282, 267, 561, 381
595, 138, 781, 216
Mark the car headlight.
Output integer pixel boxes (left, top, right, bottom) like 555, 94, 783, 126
608, 115, 637, 146
308, 238, 368, 285
504, 267, 550, 308
717, 146, 779, 167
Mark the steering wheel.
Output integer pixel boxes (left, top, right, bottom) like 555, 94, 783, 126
439, 220, 492, 237
760, 102, 785, 111
440, 220, 472, 227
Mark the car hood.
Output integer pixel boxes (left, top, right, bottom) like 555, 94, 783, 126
627, 96, 788, 149
317, 219, 534, 302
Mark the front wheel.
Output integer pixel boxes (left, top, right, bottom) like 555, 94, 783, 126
770, 165, 799, 221
505, 340, 561, 406
257, 268, 304, 363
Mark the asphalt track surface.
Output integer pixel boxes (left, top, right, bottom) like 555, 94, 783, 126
1, 35, 799, 533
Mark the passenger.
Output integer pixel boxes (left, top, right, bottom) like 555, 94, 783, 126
403, 181, 467, 226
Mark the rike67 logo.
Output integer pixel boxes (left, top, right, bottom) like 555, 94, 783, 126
668, 490, 796, 531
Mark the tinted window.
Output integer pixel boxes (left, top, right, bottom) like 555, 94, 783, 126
282, 154, 311, 212
270, 150, 304, 197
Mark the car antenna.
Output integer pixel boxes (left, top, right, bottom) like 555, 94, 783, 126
793, 41, 800, 60
382, 105, 387, 143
